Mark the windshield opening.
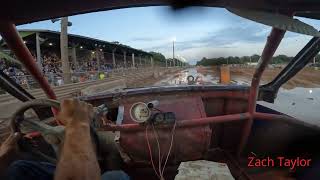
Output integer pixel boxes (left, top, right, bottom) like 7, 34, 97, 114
0, 7, 319, 95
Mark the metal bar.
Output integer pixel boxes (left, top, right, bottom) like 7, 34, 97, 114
98, 113, 250, 132
0, 23, 57, 100
260, 35, 320, 102
0, 70, 34, 101
237, 28, 286, 156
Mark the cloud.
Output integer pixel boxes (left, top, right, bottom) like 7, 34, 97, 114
143, 22, 272, 53
141, 20, 306, 64
129, 37, 164, 42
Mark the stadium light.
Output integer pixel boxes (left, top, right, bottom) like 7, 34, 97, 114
51, 18, 72, 26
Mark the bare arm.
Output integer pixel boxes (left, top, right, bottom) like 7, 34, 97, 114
54, 99, 101, 180
0, 133, 21, 177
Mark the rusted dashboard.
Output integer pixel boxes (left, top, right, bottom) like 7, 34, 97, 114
118, 96, 211, 164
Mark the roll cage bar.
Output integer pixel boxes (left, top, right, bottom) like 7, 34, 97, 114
259, 34, 320, 103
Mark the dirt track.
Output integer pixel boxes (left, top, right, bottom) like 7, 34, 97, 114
230, 67, 320, 89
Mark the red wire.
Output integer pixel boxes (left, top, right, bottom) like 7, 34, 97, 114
145, 124, 161, 179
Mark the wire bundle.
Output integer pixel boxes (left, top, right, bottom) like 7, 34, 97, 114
145, 121, 177, 180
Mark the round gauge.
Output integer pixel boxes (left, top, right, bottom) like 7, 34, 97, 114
130, 102, 151, 123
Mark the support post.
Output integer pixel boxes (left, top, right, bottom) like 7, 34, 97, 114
60, 17, 71, 84
123, 51, 127, 69
237, 28, 286, 157
112, 49, 116, 68
151, 56, 154, 68
71, 45, 77, 69
139, 55, 142, 66
35, 32, 43, 71
166, 58, 168, 68
96, 49, 101, 71
132, 53, 135, 68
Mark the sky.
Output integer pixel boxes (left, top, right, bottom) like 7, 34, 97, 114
17, 6, 320, 65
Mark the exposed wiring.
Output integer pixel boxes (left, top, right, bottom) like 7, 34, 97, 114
161, 119, 177, 176
145, 124, 161, 179
145, 120, 177, 180
152, 123, 164, 180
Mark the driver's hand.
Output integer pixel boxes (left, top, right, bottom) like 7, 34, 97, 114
57, 99, 94, 127
0, 132, 21, 160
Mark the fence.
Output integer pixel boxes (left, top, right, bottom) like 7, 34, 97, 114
0, 67, 183, 102
1, 67, 172, 92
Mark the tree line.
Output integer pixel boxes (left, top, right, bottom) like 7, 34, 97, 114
149, 51, 186, 66
196, 54, 320, 66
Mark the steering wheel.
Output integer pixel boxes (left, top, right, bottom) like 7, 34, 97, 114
10, 99, 99, 164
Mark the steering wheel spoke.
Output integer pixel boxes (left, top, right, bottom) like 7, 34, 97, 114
10, 99, 100, 164
22, 118, 64, 141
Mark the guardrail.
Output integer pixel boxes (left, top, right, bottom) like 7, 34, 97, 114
9, 67, 165, 90
0, 67, 182, 103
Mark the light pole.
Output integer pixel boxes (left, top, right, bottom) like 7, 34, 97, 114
172, 37, 176, 67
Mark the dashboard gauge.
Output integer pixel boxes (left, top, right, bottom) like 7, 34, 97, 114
130, 102, 151, 123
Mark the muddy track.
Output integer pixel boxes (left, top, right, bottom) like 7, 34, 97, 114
229, 67, 320, 89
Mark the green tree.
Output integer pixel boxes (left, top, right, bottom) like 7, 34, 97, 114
196, 54, 294, 66
250, 54, 260, 62
149, 51, 166, 66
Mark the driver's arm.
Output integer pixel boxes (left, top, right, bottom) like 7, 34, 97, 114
54, 99, 101, 180
0, 133, 21, 177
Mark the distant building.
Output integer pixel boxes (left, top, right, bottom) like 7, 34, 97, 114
0, 29, 152, 69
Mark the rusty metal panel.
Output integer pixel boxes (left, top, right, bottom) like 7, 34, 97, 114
225, 99, 247, 114
203, 98, 225, 117
119, 96, 211, 164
